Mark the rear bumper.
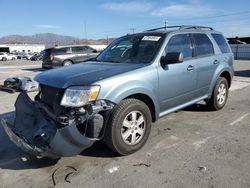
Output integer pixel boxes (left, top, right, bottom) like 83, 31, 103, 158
1, 92, 100, 158
42, 63, 53, 69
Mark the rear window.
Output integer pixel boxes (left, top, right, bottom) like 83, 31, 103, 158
193, 33, 214, 57
43, 49, 52, 57
211, 33, 231, 53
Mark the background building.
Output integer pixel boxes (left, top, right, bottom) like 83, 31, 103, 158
0, 44, 45, 53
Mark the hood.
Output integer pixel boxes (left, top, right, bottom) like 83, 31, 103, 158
35, 61, 145, 88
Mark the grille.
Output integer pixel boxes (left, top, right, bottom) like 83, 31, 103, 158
40, 84, 64, 114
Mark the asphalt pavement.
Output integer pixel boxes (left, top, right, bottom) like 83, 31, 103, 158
0, 60, 250, 188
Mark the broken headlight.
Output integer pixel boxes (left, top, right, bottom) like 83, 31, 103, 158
60, 86, 100, 107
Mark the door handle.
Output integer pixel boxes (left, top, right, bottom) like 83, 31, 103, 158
187, 65, 194, 71
213, 59, 219, 64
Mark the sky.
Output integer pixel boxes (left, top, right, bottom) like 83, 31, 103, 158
0, 0, 250, 39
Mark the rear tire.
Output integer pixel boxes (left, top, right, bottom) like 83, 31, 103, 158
2, 57, 7, 61
105, 99, 152, 155
63, 60, 73, 66
206, 77, 228, 110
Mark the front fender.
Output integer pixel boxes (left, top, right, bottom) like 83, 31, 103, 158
98, 80, 160, 120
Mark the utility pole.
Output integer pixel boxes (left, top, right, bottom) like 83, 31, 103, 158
164, 19, 168, 30
130, 28, 136, 34
84, 21, 87, 44
106, 35, 109, 45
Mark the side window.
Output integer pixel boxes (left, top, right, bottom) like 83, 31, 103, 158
166, 34, 192, 59
54, 48, 67, 55
72, 47, 84, 54
85, 47, 95, 53
211, 33, 231, 53
192, 34, 214, 57
66, 47, 72, 54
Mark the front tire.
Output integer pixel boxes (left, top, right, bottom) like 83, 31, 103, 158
206, 77, 229, 110
105, 99, 152, 155
2, 57, 7, 61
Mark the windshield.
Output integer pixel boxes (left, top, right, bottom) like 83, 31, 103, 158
96, 34, 165, 64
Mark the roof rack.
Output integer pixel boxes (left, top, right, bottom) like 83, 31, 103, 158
145, 25, 214, 32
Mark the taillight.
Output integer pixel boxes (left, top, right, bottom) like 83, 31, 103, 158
49, 54, 54, 61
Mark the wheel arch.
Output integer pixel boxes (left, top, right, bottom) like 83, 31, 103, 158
123, 93, 157, 122
219, 71, 232, 88
209, 68, 233, 97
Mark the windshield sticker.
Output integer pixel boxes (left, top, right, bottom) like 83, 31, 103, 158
142, 36, 161, 41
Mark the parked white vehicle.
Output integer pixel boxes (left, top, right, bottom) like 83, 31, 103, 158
0, 52, 17, 61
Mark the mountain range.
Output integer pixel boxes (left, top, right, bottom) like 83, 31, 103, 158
0, 33, 112, 47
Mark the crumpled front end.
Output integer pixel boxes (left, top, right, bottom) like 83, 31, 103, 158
2, 91, 114, 158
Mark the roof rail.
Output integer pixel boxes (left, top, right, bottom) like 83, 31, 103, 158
145, 26, 181, 31
180, 25, 214, 30
145, 25, 214, 32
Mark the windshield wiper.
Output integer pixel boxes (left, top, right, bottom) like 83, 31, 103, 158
83, 57, 100, 62
90, 58, 101, 62
103, 60, 120, 63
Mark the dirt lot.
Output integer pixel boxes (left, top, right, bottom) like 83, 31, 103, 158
0, 60, 250, 188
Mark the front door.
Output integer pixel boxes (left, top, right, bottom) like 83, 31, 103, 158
158, 33, 197, 112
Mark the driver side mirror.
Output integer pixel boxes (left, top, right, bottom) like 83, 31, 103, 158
160, 52, 183, 66
92, 49, 98, 53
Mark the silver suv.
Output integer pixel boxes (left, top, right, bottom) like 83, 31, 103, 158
42, 45, 98, 68
2, 25, 234, 157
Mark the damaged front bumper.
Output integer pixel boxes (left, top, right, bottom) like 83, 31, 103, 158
2, 92, 114, 158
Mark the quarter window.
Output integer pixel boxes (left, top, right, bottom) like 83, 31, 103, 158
192, 34, 214, 57
166, 34, 192, 59
211, 33, 231, 53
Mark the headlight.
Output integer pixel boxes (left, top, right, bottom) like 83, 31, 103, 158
60, 86, 100, 107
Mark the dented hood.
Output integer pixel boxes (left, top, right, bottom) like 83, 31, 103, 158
35, 61, 144, 88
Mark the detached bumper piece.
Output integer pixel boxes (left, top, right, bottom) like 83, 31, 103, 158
2, 92, 113, 158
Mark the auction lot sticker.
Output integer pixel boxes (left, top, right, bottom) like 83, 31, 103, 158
142, 36, 161, 41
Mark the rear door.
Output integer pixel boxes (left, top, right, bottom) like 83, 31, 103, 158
158, 33, 198, 112
191, 33, 217, 96
211, 33, 234, 68
72, 46, 97, 63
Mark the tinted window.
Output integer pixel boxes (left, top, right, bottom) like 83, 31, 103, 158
193, 34, 214, 56
54, 48, 67, 55
43, 49, 52, 56
211, 33, 231, 53
72, 47, 84, 53
166, 34, 192, 59
85, 46, 95, 53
